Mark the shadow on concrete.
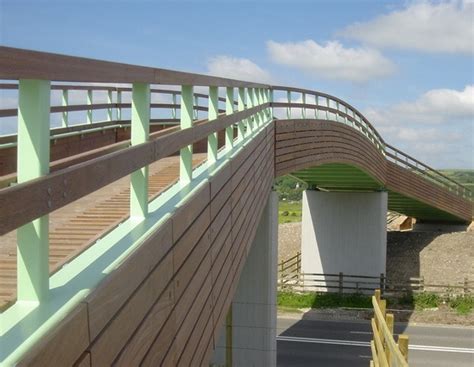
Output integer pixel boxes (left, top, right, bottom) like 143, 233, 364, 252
386, 231, 442, 284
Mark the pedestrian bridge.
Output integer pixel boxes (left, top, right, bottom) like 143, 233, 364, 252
0, 47, 471, 366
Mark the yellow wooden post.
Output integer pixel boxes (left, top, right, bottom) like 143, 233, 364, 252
398, 334, 409, 362
375, 289, 381, 304
379, 299, 387, 360
386, 313, 394, 365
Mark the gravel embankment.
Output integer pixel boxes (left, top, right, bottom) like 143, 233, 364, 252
279, 222, 473, 285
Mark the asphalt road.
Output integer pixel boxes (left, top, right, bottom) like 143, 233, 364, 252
277, 317, 474, 367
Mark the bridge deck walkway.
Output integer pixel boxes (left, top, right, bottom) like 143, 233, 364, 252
0, 154, 206, 310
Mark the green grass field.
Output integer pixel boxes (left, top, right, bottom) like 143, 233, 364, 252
278, 201, 302, 224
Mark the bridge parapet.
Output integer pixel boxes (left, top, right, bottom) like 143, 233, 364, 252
0, 46, 274, 365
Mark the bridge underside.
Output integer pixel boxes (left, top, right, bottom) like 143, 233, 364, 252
275, 119, 471, 223
292, 163, 465, 222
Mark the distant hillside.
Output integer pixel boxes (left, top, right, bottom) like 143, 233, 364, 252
439, 169, 474, 191
275, 170, 474, 200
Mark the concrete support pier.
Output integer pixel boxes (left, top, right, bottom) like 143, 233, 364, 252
211, 191, 278, 367
301, 190, 387, 290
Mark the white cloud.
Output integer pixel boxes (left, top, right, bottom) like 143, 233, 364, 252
206, 55, 274, 84
267, 40, 395, 82
339, 1, 474, 54
365, 85, 474, 125
363, 85, 473, 168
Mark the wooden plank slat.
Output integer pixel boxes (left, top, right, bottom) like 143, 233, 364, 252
17, 303, 90, 367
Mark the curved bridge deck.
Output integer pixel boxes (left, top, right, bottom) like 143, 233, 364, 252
0, 47, 471, 366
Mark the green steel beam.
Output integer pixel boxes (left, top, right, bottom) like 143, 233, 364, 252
130, 82, 150, 219
107, 90, 113, 121
17, 79, 51, 302
247, 88, 255, 133
180, 85, 193, 184
61, 89, 68, 128
117, 90, 122, 121
286, 90, 291, 119
237, 87, 246, 141
225, 87, 234, 151
208, 86, 219, 164
87, 89, 93, 124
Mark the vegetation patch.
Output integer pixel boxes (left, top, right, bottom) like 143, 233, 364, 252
278, 201, 302, 224
448, 295, 474, 315
279, 291, 473, 315
277, 291, 372, 309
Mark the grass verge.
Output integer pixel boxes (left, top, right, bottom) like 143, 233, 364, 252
279, 291, 474, 315
277, 291, 372, 309
278, 201, 302, 224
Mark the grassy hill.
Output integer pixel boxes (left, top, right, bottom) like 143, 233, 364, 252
439, 169, 474, 192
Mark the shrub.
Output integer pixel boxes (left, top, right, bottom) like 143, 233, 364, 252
413, 293, 440, 310
448, 296, 474, 315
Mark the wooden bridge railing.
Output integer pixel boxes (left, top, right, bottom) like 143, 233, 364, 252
0, 46, 276, 365
371, 289, 409, 367
271, 86, 472, 200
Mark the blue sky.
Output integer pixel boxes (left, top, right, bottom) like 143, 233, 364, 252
1, 0, 473, 168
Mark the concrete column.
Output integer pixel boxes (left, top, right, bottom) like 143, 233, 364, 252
301, 190, 387, 290
210, 191, 278, 367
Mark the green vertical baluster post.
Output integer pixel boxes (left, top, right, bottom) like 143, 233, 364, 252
262, 88, 268, 123
315, 95, 319, 119
172, 92, 177, 120
194, 94, 198, 120
302, 93, 306, 119
17, 79, 51, 302
208, 86, 219, 164
287, 90, 291, 119
238, 87, 246, 142
87, 89, 93, 124
247, 88, 255, 134
260, 88, 266, 124
107, 89, 113, 121
269, 88, 274, 120
254, 88, 260, 129
130, 83, 150, 219
226, 87, 234, 151
180, 85, 193, 184
117, 89, 122, 121
61, 89, 68, 128
326, 97, 330, 120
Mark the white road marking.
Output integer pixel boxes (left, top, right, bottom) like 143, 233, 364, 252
349, 331, 372, 335
277, 336, 474, 354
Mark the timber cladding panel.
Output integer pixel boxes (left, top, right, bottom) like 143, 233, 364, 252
275, 119, 472, 222
17, 124, 275, 367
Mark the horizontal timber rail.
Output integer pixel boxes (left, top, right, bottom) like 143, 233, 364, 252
0, 47, 269, 87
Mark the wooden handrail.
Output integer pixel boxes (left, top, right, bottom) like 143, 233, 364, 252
0, 46, 269, 87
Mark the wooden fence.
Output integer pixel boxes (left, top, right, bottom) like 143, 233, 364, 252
371, 289, 409, 367
278, 253, 473, 295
